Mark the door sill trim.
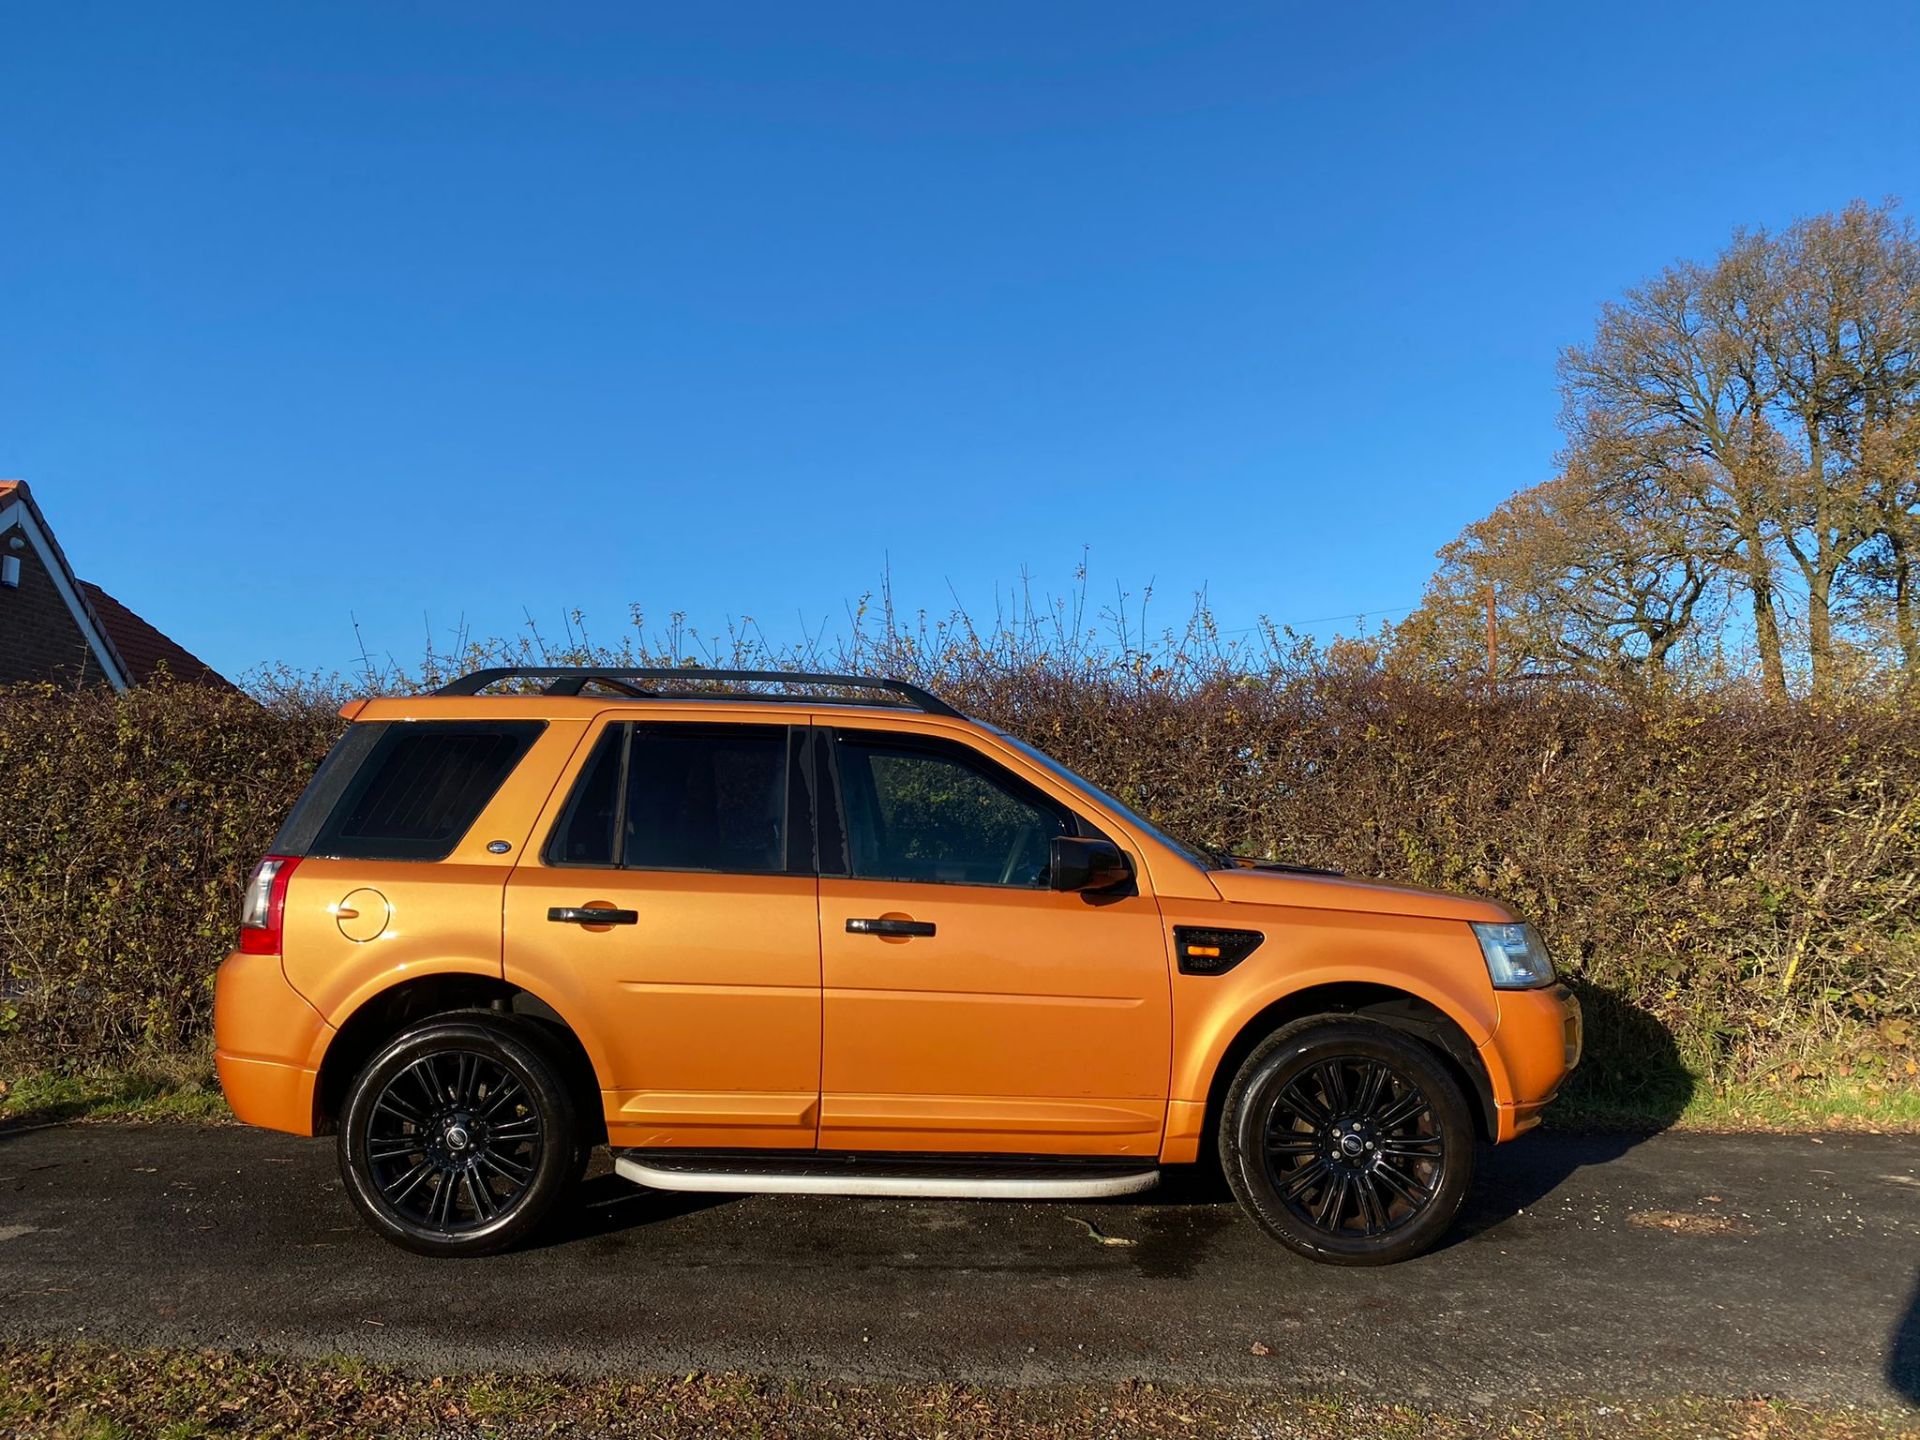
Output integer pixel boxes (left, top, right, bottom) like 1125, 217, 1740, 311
613, 1155, 1160, 1200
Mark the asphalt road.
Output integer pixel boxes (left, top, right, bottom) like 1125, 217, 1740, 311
1, 1123, 1915, 1407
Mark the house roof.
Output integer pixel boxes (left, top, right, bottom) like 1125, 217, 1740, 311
79, 580, 233, 689
0, 479, 233, 690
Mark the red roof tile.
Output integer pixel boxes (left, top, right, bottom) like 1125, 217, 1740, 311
79, 581, 233, 689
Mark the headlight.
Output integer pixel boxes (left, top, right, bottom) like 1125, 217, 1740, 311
1472, 921, 1555, 989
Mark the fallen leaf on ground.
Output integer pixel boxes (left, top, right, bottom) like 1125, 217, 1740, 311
1628, 1210, 1749, 1235
1063, 1215, 1136, 1247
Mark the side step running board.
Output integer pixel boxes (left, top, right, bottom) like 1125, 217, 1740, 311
613, 1154, 1161, 1200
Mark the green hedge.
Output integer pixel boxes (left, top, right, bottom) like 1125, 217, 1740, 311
3, 674, 1915, 1118
0, 684, 341, 1068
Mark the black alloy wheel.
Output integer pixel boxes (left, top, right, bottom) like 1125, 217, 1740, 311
338, 1014, 578, 1257
1221, 1017, 1474, 1265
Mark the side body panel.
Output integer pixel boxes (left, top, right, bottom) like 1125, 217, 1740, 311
1156, 901, 1502, 1164
505, 867, 822, 1149
817, 878, 1171, 1155
278, 718, 588, 1027
813, 716, 1178, 1157
225, 691, 1577, 1164
501, 712, 822, 1150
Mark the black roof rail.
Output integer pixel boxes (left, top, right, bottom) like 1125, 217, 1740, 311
431, 666, 964, 719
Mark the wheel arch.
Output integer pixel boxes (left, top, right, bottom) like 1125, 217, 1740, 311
1199, 981, 1499, 1149
313, 973, 606, 1144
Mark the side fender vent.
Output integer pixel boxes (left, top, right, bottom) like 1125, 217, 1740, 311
1174, 926, 1264, 976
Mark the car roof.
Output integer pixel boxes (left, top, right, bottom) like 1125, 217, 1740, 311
342, 666, 971, 728
341, 694, 978, 727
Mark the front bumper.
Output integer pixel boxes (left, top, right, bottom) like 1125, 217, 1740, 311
1482, 983, 1582, 1141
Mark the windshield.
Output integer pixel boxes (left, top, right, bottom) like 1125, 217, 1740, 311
996, 732, 1212, 870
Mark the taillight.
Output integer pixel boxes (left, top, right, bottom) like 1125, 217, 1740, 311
238, 856, 301, 956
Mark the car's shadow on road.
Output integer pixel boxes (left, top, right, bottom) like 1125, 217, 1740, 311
527, 983, 1694, 1271
1437, 980, 1693, 1253
1088, 1132, 1658, 1266
520, 1133, 1653, 1278
1891, 1271, 1920, 1406
527, 1172, 738, 1251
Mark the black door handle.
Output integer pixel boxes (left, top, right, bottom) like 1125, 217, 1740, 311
548, 906, 638, 925
846, 917, 935, 938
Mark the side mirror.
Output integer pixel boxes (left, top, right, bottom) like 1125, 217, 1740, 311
1051, 836, 1132, 894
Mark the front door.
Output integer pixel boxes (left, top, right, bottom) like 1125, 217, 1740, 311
504, 719, 821, 1151
815, 727, 1171, 1157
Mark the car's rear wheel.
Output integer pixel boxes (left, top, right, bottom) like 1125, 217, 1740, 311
1220, 1017, 1474, 1266
338, 1014, 578, 1257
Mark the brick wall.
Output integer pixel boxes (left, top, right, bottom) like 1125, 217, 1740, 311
0, 521, 111, 687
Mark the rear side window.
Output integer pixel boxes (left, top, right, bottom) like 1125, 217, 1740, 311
302, 721, 543, 862
545, 722, 802, 874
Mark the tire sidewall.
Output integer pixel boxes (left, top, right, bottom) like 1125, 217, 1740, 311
338, 1015, 576, 1258
1221, 1018, 1474, 1266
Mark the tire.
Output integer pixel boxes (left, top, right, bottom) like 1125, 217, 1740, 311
1219, 1017, 1474, 1266
337, 1013, 579, 1258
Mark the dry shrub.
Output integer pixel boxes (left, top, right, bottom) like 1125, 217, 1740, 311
4, 635, 1915, 1114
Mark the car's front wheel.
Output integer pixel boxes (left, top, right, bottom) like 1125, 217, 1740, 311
1220, 1017, 1475, 1265
338, 1014, 578, 1257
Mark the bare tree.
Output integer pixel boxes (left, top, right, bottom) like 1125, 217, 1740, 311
1559, 232, 1794, 698
1760, 202, 1920, 695
1434, 199, 1920, 701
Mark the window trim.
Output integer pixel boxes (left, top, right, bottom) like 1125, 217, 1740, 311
540, 724, 625, 871
540, 719, 812, 877
822, 726, 1103, 892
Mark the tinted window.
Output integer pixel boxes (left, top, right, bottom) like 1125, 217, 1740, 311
626, 725, 789, 872
309, 722, 542, 861
546, 723, 793, 874
546, 726, 623, 866
833, 732, 1069, 888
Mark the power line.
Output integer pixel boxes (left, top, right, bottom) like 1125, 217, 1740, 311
1222, 603, 1418, 637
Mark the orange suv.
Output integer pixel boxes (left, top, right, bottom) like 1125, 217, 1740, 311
215, 668, 1580, 1265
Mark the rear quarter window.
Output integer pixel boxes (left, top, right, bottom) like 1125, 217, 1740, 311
287, 721, 544, 862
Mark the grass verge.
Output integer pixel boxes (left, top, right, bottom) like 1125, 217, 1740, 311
4, 1063, 1919, 1134
0, 1059, 229, 1128
0, 1341, 1913, 1440
1549, 1072, 1920, 1134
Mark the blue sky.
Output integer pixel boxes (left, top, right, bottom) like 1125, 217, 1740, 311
5, 3, 1917, 681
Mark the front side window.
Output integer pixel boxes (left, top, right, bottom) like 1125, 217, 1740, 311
308, 721, 543, 862
831, 731, 1070, 888
547, 722, 795, 874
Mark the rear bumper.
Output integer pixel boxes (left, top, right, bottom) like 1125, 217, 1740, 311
214, 1052, 320, 1135
1482, 983, 1582, 1141
213, 948, 330, 1136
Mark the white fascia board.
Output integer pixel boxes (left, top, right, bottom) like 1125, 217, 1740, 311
0, 499, 129, 691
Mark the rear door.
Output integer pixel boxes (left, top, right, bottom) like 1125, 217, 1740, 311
504, 717, 822, 1151
815, 726, 1172, 1157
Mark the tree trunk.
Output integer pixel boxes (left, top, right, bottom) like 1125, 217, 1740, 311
1806, 572, 1835, 701
1891, 527, 1920, 687
1741, 544, 1789, 701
